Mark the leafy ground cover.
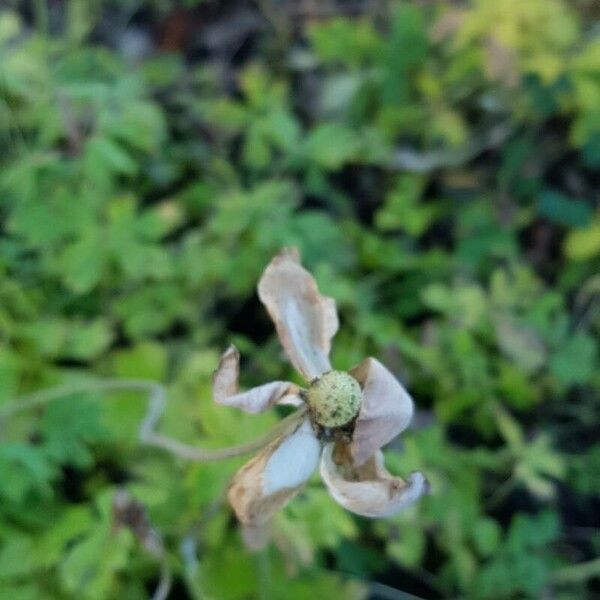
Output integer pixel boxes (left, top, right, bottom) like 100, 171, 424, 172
0, 1, 599, 598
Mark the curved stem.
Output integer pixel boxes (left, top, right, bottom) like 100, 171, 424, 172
551, 557, 600, 584
140, 388, 306, 460
114, 488, 173, 600
151, 550, 172, 600
0, 379, 159, 419
0, 379, 307, 461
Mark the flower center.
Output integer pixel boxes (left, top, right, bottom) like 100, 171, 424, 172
306, 370, 361, 428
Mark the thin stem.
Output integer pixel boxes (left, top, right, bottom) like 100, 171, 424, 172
141, 392, 306, 460
390, 121, 513, 173
1, 378, 306, 462
257, 546, 270, 600
152, 554, 172, 600
485, 475, 516, 510
139, 531, 172, 600
254, 0, 288, 37
368, 581, 427, 600
551, 557, 600, 584
0, 379, 156, 419
113, 488, 172, 600
33, 0, 49, 35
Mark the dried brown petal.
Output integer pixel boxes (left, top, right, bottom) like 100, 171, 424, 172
257, 248, 339, 381
349, 357, 414, 466
320, 443, 428, 518
228, 418, 321, 528
213, 345, 303, 413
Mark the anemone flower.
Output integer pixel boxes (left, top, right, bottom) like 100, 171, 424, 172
212, 248, 428, 546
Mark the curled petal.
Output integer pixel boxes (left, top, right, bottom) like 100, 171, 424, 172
228, 418, 321, 528
213, 345, 303, 413
258, 248, 339, 381
349, 358, 414, 466
320, 443, 428, 518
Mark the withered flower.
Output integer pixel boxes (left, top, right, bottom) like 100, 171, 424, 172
213, 249, 428, 544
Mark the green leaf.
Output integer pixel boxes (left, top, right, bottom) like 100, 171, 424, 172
59, 520, 133, 599
278, 489, 358, 551
137, 201, 184, 240
568, 445, 600, 495
111, 342, 167, 380
59, 490, 134, 599
35, 506, 94, 569
538, 189, 592, 227
375, 174, 436, 235
0, 534, 37, 579
0, 11, 22, 45
494, 316, 546, 373
303, 124, 361, 169
0, 444, 57, 502
388, 525, 426, 567
471, 518, 501, 557
86, 136, 137, 176
308, 17, 381, 67
65, 318, 114, 360
41, 396, 109, 468
549, 333, 597, 385
18, 318, 113, 361
107, 101, 166, 153
0, 348, 20, 405
59, 228, 106, 293
0, 583, 52, 600
563, 214, 600, 260
382, 5, 427, 105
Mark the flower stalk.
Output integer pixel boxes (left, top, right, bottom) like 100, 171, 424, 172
0, 378, 306, 462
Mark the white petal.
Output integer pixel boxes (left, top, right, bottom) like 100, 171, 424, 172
263, 418, 321, 494
349, 358, 414, 466
228, 417, 321, 527
257, 248, 339, 381
320, 443, 428, 518
213, 345, 303, 413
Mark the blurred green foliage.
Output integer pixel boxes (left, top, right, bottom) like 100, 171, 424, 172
0, 1, 598, 598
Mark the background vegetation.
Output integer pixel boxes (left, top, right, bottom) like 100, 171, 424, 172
0, 1, 599, 598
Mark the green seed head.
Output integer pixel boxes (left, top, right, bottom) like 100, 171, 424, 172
307, 371, 362, 428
